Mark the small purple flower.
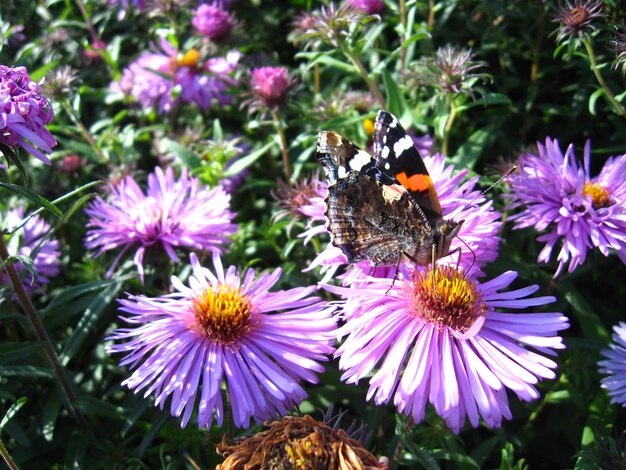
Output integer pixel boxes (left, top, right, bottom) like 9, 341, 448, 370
192, 3, 235, 42
345, 0, 384, 15
507, 138, 626, 276
599, 322, 626, 407
107, 252, 337, 429
246, 66, 295, 112
84, 167, 236, 280
2, 208, 60, 291
112, 39, 239, 114
305, 152, 503, 279
0, 65, 56, 164
553, 0, 604, 45
325, 265, 569, 433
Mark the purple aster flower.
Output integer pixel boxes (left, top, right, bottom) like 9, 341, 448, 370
599, 322, 626, 407
345, 0, 384, 15
192, 3, 236, 42
0, 65, 57, 165
84, 167, 236, 280
244, 66, 296, 113
2, 208, 60, 291
325, 265, 569, 434
507, 138, 626, 277
107, 252, 337, 429
112, 39, 239, 114
305, 152, 503, 279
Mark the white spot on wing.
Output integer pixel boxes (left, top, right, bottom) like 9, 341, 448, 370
338, 166, 348, 178
348, 150, 373, 171
380, 146, 390, 160
393, 135, 413, 156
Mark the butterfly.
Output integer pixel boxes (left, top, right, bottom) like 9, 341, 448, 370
314, 110, 463, 268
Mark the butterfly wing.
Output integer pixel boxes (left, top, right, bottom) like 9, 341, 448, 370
373, 110, 443, 222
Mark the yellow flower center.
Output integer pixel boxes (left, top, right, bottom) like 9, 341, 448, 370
409, 265, 486, 333
362, 118, 375, 136
191, 285, 254, 343
582, 181, 612, 209
178, 48, 201, 68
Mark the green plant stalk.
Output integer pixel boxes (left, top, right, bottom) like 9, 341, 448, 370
441, 98, 457, 156
271, 109, 292, 179
0, 437, 18, 470
0, 236, 83, 426
583, 36, 626, 119
61, 100, 107, 164
341, 46, 386, 109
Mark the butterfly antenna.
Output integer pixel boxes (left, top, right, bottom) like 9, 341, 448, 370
457, 236, 475, 273
462, 166, 517, 211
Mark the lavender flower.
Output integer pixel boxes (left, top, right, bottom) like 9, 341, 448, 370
192, 3, 236, 42
599, 322, 626, 406
345, 0, 384, 15
507, 138, 626, 276
305, 152, 503, 278
0, 65, 56, 164
112, 39, 239, 114
326, 265, 569, 433
2, 208, 60, 291
84, 167, 236, 279
107, 253, 337, 429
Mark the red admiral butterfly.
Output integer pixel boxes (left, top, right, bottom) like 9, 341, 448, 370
315, 110, 463, 267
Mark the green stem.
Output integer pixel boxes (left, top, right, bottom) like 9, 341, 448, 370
0, 437, 18, 470
342, 47, 386, 109
399, 0, 407, 70
441, 98, 457, 156
271, 109, 291, 180
583, 36, 626, 119
61, 101, 107, 164
0, 236, 84, 426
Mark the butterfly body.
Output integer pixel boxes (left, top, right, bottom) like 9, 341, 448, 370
315, 110, 462, 267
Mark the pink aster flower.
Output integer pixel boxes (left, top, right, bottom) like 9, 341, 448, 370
305, 152, 503, 279
112, 39, 239, 114
326, 265, 569, 434
192, 3, 236, 42
0, 65, 57, 164
2, 207, 60, 291
245, 66, 295, 112
345, 0, 384, 15
84, 167, 236, 280
598, 322, 626, 407
507, 138, 626, 277
107, 252, 337, 429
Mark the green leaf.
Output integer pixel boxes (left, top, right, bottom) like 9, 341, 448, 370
0, 397, 27, 431
382, 68, 408, 118
0, 183, 63, 219
224, 140, 275, 177
60, 279, 124, 364
589, 88, 603, 116
0, 342, 45, 364
0, 365, 54, 379
452, 124, 497, 170
161, 138, 202, 169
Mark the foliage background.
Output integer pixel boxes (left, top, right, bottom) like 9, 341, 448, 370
1, 0, 626, 468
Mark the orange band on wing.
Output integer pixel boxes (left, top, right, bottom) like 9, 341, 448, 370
396, 172, 432, 192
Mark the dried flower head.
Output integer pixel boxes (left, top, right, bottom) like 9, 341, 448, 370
292, 3, 370, 50
412, 46, 488, 98
272, 174, 327, 228
553, 0, 604, 45
42, 65, 79, 100
216, 414, 387, 469
612, 28, 626, 74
